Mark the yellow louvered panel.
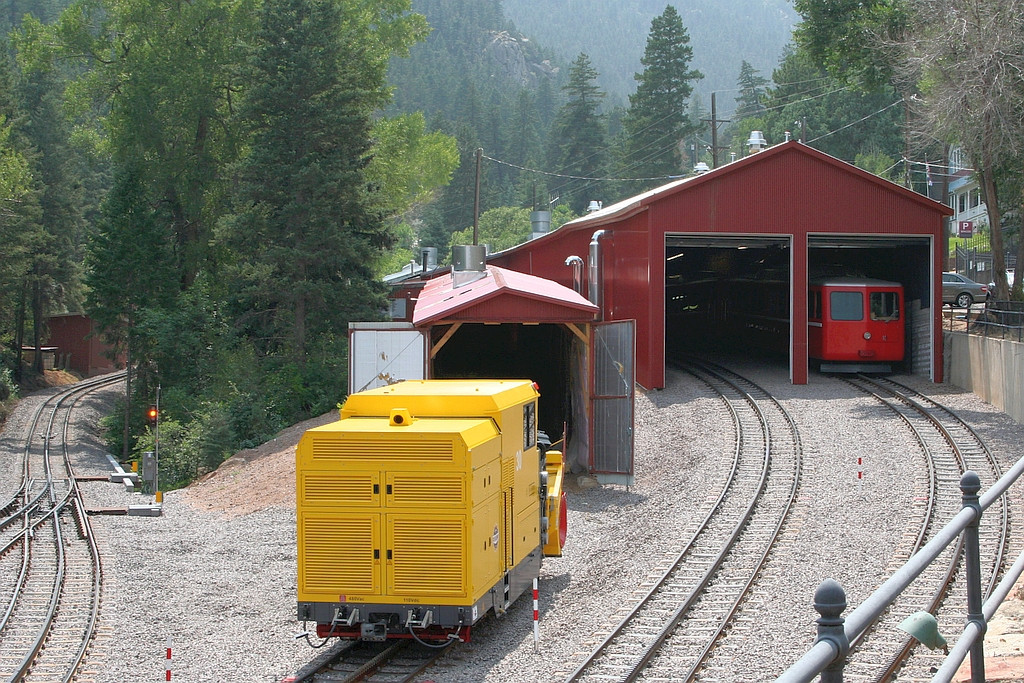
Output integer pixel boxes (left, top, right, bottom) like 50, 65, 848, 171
300, 515, 378, 595
389, 474, 464, 507
312, 439, 454, 462
501, 455, 515, 488
389, 517, 465, 596
301, 472, 377, 506
503, 491, 514, 568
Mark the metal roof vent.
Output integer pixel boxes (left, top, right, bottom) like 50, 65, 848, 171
694, 162, 710, 174
746, 130, 768, 153
530, 210, 551, 240
451, 244, 487, 288
420, 247, 437, 272
586, 200, 603, 212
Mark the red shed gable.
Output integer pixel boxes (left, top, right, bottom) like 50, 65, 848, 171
413, 265, 598, 325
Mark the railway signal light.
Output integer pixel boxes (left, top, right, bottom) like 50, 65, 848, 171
146, 405, 159, 427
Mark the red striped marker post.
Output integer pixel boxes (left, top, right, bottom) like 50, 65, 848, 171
166, 636, 172, 681
533, 578, 540, 652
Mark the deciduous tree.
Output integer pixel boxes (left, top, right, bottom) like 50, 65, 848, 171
898, 0, 1024, 300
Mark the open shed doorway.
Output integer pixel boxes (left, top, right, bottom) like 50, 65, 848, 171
431, 322, 580, 457
809, 235, 934, 375
664, 236, 792, 365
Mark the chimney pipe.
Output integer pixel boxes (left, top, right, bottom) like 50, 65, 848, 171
565, 255, 584, 294
588, 230, 609, 320
530, 210, 551, 240
451, 244, 487, 288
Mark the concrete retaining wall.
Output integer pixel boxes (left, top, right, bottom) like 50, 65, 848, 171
945, 331, 1024, 425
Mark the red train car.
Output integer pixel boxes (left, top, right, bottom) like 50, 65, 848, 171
808, 277, 905, 372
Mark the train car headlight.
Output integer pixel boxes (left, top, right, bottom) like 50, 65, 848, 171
863, 332, 872, 340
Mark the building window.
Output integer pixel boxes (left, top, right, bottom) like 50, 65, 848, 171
949, 147, 966, 173
388, 297, 407, 319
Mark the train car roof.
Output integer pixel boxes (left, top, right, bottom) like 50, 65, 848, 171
809, 276, 903, 288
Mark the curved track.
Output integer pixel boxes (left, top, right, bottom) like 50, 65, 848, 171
0, 372, 123, 682
562, 361, 802, 682
838, 374, 1008, 681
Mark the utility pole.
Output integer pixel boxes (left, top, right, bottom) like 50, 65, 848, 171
702, 93, 730, 168
473, 148, 482, 245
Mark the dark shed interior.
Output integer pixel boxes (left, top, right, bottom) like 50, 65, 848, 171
664, 235, 933, 374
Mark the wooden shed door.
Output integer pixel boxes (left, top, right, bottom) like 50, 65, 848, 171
590, 320, 635, 484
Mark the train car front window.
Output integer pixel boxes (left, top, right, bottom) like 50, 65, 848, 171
808, 290, 822, 320
870, 292, 900, 321
830, 291, 864, 321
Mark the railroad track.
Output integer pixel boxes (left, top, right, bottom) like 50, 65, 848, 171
560, 361, 802, 682
838, 374, 1008, 681
0, 372, 124, 682
286, 638, 448, 683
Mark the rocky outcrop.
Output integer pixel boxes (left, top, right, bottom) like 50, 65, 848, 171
484, 30, 558, 86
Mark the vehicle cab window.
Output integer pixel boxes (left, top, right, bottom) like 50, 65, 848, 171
870, 291, 900, 321
830, 291, 863, 321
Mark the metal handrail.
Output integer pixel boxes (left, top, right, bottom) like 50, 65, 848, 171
777, 453, 1024, 682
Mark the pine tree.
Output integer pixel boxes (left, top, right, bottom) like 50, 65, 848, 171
734, 60, 769, 120
548, 53, 608, 214
85, 161, 177, 380
224, 0, 419, 365
19, 66, 86, 327
0, 51, 37, 376
618, 5, 703, 193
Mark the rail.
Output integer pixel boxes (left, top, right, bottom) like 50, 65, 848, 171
563, 361, 801, 681
777, 453, 1024, 682
944, 300, 1024, 341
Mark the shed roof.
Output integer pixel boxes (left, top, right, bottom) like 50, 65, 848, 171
497, 141, 952, 254
412, 265, 598, 326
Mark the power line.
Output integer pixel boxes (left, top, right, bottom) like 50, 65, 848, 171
811, 100, 901, 143
482, 154, 685, 183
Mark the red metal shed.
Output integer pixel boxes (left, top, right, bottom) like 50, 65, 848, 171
486, 141, 952, 387
46, 314, 123, 377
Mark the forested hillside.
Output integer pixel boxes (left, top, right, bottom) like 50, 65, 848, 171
7, 0, 1004, 494
501, 0, 798, 108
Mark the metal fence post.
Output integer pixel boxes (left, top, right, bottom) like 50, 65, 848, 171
814, 579, 849, 682
961, 470, 986, 683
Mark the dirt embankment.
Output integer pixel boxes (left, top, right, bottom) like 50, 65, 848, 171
180, 411, 336, 517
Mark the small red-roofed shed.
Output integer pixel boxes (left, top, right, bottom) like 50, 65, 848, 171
353, 260, 632, 482
413, 264, 598, 325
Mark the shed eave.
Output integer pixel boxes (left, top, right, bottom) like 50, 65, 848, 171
411, 265, 598, 326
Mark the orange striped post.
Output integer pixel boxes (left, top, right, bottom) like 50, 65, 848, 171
166, 636, 171, 680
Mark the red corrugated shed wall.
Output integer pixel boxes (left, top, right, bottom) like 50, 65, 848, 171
489, 142, 950, 389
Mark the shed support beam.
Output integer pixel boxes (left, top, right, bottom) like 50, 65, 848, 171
564, 323, 589, 344
791, 233, 808, 384
430, 322, 462, 359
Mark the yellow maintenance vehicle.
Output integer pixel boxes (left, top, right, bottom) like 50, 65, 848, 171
295, 379, 567, 642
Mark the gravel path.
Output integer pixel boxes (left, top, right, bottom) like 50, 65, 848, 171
2, 362, 1023, 682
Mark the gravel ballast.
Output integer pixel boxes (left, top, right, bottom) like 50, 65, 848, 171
3, 361, 1024, 682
